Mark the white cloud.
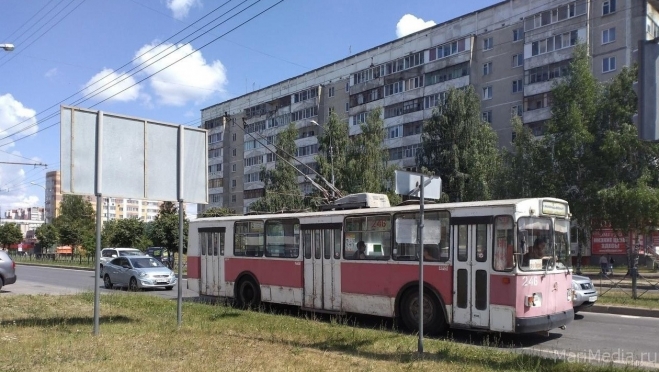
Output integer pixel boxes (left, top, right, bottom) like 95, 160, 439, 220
396, 14, 436, 38
0, 94, 38, 145
81, 68, 143, 103
45, 68, 58, 79
167, 0, 200, 20
133, 42, 227, 106
0, 96, 43, 210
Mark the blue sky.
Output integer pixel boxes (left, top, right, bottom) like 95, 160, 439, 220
0, 0, 495, 217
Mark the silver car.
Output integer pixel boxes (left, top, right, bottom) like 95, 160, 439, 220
572, 274, 598, 313
102, 255, 177, 291
0, 250, 17, 290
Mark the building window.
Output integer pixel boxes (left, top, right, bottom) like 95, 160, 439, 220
345, 102, 349, 112
345, 82, 349, 92
512, 79, 523, 93
511, 105, 523, 118
512, 54, 523, 67
603, 0, 616, 15
232, 148, 236, 157
531, 30, 579, 56
232, 164, 236, 172
483, 62, 492, 76
231, 179, 237, 188
602, 27, 616, 44
231, 195, 237, 203
482, 86, 492, 100
482, 111, 492, 123
603, 56, 616, 73
328, 86, 335, 97
328, 107, 334, 116
232, 133, 236, 141
513, 27, 524, 42
483, 37, 493, 51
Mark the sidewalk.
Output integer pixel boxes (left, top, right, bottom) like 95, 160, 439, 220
581, 305, 659, 318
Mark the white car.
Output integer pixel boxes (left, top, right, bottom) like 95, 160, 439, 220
99, 248, 143, 275
101, 255, 177, 291
572, 274, 598, 313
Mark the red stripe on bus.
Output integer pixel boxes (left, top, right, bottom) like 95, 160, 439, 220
225, 258, 303, 288
341, 262, 452, 302
187, 256, 201, 279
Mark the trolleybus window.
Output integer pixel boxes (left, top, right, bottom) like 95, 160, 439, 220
234, 221, 264, 257
554, 219, 571, 269
344, 215, 391, 260
518, 217, 553, 271
265, 219, 299, 258
493, 216, 514, 271
475, 224, 487, 262
392, 211, 449, 262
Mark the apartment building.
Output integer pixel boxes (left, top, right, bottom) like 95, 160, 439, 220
200, 0, 659, 214
44, 170, 162, 223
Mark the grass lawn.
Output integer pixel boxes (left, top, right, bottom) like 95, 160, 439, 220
0, 293, 645, 372
597, 291, 659, 309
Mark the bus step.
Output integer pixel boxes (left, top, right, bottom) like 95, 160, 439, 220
300, 307, 344, 316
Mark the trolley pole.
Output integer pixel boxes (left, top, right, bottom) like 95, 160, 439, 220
418, 175, 424, 354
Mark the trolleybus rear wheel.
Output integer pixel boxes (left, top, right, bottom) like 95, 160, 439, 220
400, 289, 446, 335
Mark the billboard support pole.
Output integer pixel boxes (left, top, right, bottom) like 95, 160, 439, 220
93, 111, 104, 336
417, 175, 424, 355
177, 126, 184, 328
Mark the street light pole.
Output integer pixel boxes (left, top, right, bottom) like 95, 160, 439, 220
0, 44, 15, 51
30, 182, 47, 223
310, 120, 335, 197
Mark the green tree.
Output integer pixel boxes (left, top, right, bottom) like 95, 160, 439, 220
102, 220, 117, 248
54, 195, 95, 255
316, 111, 350, 195
342, 107, 401, 205
498, 117, 541, 199
0, 223, 24, 249
110, 217, 145, 247
250, 123, 307, 213
418, 86, 501, 202
199, 207, 236, 218
35, 223, 59, 252
147, 202, 189, 267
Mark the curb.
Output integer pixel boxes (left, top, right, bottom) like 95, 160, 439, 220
16, 262, 189, 279
581, 305, 659, 318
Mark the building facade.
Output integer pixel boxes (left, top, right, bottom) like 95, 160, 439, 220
44, 170, 162, 223
200, 0, 659, 214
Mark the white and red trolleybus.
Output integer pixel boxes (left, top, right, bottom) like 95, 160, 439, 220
187, 194, 574, 335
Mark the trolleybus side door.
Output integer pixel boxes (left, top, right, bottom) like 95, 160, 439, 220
452, 217, 492, 328
302, 223, 342, 312
199, 227, 225, 296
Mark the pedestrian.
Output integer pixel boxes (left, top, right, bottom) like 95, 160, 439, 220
609, 255, 615, 275
600, 255, 608, 275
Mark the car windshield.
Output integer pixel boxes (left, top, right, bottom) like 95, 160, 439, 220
131, 257, 165, 268
518, 217, 553, 271
120, 250, 142, 256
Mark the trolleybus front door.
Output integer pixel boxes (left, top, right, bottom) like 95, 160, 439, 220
302, 225, 342, 312
199, 228, 225, 297
452, 218, 492, 328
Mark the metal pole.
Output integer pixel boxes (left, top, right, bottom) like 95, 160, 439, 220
330, 136, 335, 197
93, 111, 104, 336
418, 175, 424, 354
177, 200, 184, 327
94, 195, 102, 335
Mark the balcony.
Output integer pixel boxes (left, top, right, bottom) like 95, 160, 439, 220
523, 106, 552, 123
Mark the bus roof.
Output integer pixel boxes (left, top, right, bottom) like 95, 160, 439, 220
193, 197, 569, 223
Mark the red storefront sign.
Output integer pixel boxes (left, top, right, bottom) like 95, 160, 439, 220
591, 229, 627, 255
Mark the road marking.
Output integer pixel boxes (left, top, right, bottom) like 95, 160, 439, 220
618, 315, 641, 319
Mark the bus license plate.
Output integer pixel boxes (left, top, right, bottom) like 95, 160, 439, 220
589, 296, 597, 302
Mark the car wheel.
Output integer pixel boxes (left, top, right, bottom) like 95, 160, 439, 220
103, 275, 113, 289
236, 278, 260, 309
129, 277, 139, 292
400, 288, 446, 336
0, 276, 4, 291
165, 286, 174, 290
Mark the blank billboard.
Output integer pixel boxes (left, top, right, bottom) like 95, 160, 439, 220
60, 105, 208, 204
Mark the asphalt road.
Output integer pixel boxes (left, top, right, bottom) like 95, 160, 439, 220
3, 264, 196, 299
4, 265, 658, 370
